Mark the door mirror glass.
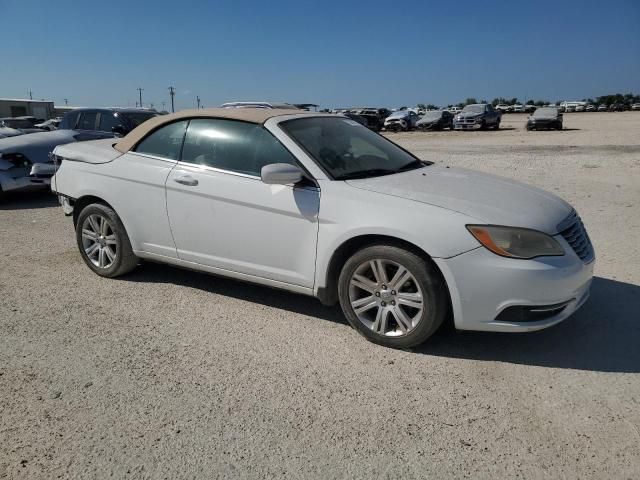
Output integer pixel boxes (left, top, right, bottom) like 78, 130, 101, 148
261, 163, 303, 185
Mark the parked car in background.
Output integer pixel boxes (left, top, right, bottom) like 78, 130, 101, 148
415, 110, 454, 130
352, 108, 391, 132
585, 104, 596, 112
526, 107, 563, 131
565, 105, 576, 112
34, 118, 61, 131
512, 104, 524, 113
51, 108, 594, 348
383, 110, 420, 131
0, 108, 158, 195
341, 112, 369, 128
597, 104, 608, 112
524, 104, 536, 113
632, 103, 640, 111
448, 106, 462, 115
575, 104, 586, 112
453, 104, 501, 130
0, 116, 44, 134
495, 104, 512, 113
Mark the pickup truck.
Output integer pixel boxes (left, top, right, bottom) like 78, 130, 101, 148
453, 104, 502, 130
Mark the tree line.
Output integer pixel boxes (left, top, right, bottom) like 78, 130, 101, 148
415, 93, 639, 109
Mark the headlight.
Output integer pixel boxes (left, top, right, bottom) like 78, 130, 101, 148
466, 225, 564, 259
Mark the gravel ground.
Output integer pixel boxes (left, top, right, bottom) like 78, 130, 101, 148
1, 112, 639, 479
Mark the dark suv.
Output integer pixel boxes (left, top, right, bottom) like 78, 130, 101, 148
60, 108, 158, 139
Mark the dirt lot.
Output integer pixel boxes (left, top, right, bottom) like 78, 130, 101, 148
1, 112, 639, 479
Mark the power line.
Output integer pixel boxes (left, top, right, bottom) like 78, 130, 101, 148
197, 96, 201, 109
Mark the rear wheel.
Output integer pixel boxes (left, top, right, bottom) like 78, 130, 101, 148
75, 203, 138, 278
338, 245, 447, 348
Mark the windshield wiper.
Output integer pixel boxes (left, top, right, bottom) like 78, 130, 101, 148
395, 159, 425, 173
335, 168, 396, 180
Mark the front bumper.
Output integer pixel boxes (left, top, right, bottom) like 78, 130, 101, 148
454, 122, 482, 130
434, 244, 594, 332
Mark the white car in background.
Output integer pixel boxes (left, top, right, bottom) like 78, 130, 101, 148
51, 108, 594, 348
512, 104, 524, 113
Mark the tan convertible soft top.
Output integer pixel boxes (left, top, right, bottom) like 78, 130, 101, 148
114, 108, 321, 153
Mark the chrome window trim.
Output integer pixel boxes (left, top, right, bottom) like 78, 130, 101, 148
176, 160, 261, 180
127, 151, 179, 164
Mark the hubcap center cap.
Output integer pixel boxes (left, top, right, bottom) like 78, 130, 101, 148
379, 289, 394, 302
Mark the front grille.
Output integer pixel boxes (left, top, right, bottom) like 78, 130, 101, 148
559, 211, 594, 263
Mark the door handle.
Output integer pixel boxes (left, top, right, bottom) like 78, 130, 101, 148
174, 175, 198, 186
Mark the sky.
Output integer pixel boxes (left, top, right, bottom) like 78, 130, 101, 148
1, 0, 639, 110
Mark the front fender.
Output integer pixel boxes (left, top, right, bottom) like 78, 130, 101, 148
313, 181, 480, 291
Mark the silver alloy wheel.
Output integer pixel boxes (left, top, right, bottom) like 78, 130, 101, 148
348, 259, 424, 337
81, 214, 117, 269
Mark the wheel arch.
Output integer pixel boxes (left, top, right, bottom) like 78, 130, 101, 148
72, 195, 116, 226
317, 234, 453, 317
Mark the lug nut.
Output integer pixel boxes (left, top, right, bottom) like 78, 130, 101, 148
382, 285, 387, 289
381, 301, 386, 307
375, 292, 380, 297
391, 301, 396, 306
391, 290, 396, 295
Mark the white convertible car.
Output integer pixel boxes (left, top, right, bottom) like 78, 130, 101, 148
51, 108, 594, 348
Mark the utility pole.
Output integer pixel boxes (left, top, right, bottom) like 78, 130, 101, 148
197, 96, 201, 109
168, 86, 175, 112
137, 87, 143, 108
161, 101, 166, 111
64, 98, 68, 106
29, 90, 33, 100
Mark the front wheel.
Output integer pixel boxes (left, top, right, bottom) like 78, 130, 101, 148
75, 203, 138, 278
338, 245, 447, 348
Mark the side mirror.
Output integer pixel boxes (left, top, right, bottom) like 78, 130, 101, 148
112, 125, 128, 137
261, 163, 303, 185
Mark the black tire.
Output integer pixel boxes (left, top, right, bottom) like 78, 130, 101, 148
337, 244, 447, 348
480, 120, 487, 130
557, 123, 563, 130
75, 203, 138, 278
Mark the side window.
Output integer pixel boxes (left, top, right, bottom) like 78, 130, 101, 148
134, 120, 188, 160
77, 112, 97, 130
180, 119, 297, 176
98, 112, 121, 133
61, 111, 79, 130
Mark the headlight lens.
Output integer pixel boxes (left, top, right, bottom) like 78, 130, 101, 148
467, 225, 564, 259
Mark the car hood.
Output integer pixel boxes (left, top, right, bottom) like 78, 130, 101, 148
456, 112, 483, 119
346, 166, 573, 234
386, 113, 409, 120
0, 130, 77, 152
0, 127, 23, 138
416, 117, 441, 124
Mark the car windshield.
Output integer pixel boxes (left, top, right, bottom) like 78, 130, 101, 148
121, 112, 158, 128
421, 111, 442, 120
280, 117, 426, 180
461, 105, 485, 113
533, 108, 558, 117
